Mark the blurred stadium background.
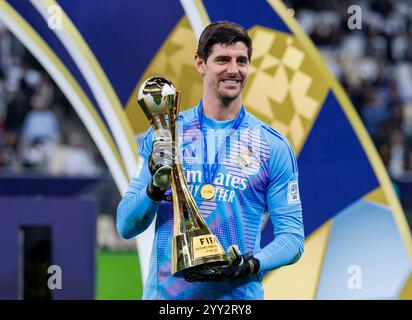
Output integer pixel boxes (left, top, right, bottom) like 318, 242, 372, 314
0, 0, 411, 299
288, 0, 412, 226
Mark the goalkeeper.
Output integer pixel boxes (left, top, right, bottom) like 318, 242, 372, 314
117, 21, 304, 299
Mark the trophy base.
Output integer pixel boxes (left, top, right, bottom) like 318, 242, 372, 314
172, 229, 229, 279
182, 261, 227, 282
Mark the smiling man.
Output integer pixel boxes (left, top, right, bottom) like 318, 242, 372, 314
117, 21, 305, 300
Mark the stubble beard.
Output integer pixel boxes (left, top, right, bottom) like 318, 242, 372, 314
217, 80, 245, 107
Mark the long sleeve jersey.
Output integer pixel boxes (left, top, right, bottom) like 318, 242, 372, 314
117, 101, 304, 299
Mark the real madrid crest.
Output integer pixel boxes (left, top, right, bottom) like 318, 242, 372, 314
238, 150, 252, 169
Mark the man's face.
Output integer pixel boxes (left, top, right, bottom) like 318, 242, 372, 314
195, 42, 250, 103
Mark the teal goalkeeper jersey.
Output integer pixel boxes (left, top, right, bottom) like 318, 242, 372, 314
117, 101, 304, 300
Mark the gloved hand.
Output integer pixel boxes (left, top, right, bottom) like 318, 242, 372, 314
146, 136, 174, 201
183, 265, 226, 283
221, 245, 260, 280
183, 245, 260, 283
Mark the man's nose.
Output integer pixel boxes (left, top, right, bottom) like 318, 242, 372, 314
227, 59, 238, 74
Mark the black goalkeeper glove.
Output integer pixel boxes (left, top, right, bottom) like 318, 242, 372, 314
182, 245, 260, 282
221, 245, 260, 280
146, 136, 174, 201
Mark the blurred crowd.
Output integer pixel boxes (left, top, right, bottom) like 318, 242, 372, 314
0, 22, 102, 176
288, 0, 412, 179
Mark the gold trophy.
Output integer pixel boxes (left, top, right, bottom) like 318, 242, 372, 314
137, 76, 229, 281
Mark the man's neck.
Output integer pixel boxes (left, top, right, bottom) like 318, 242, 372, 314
202, 95, 242, 121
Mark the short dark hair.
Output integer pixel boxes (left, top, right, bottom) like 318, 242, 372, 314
196, 21, 252, 62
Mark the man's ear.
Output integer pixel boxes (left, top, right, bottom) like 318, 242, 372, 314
194, 54, 205, 76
